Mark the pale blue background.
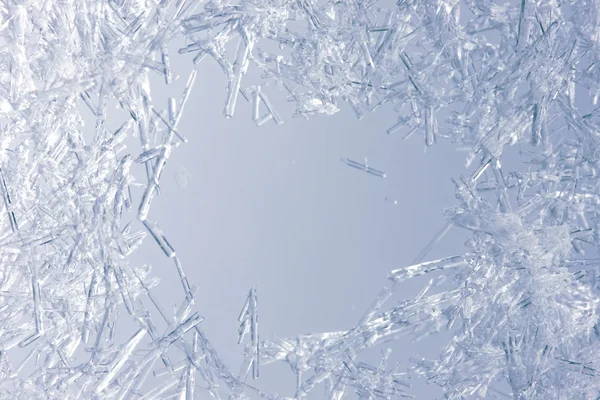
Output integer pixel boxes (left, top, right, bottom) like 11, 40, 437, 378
127, 43, 472, 398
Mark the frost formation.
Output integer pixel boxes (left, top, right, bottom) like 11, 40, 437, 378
0, 0, 600, 399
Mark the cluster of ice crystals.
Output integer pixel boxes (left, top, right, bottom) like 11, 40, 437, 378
2, 0, 600, 398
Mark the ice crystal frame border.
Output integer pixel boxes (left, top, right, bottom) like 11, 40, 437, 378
1, 0, 600, 398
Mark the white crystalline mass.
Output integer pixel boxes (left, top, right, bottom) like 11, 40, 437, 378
1, 0, 600, 399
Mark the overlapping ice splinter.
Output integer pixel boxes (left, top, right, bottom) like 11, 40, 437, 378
1, 0, 600, 398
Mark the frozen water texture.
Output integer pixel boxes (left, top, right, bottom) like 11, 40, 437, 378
1, 0, 600, 399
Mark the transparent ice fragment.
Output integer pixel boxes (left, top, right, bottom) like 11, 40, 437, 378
238, 286, 259, 381
341, 158, 386, 178
296, 97, 340, 116
142, 219, 176, 258
241, 86, 284, 126
95, 328, 147, 394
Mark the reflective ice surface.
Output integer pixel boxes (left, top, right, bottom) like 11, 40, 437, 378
1, 0, 600, 398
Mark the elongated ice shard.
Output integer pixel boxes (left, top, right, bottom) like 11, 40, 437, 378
0, 168, 18, 232
96, 328, 147, 393
224, 35, 254, 118
342, 158, 386, 178
31, 274, 43, 335
142, 219, 176, 258
237, 286, 259, 381
173, 256, 194, 300
81, 272, 98, 344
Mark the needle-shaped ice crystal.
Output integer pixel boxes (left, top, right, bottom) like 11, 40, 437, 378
341, 158, 387, 178
237, 286, 259, 382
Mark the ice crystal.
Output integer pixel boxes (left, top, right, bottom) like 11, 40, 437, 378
2, 0, 600, 399
341, 158, 387, 178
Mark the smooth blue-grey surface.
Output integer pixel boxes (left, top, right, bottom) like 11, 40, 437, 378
129, 48, 470, 398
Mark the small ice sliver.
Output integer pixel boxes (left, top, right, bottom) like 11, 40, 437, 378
341, 158, 386, 178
